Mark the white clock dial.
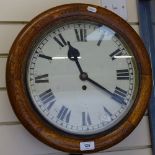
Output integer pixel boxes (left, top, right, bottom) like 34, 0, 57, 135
26, 21, 139, 135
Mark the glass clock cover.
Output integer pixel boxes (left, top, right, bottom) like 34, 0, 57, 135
26, 21, 139, 136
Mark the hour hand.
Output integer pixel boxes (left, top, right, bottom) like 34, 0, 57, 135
67, 41, 83, 74
67, 41, 79, 61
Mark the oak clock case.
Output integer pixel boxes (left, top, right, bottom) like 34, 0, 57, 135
6, 3, 152, 153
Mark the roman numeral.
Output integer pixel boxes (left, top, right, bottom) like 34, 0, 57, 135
104, 107, 112, 117
39, 89, 56, 111
53, 34, 67, 47
39, 54, 52, 61
109, 49, 122, 60
97, 33, 104, 46
57, 106, 71, 123
117, 69, 129, 80
35, 74, 49, 83
82, 112, 92, 126
112, 87, 127, 104
75, 29, 87, 42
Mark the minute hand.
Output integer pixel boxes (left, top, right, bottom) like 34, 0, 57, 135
86, 77, 113, 96
86, 77, 126, 104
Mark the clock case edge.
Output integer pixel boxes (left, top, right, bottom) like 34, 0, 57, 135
6, 3, 152, 153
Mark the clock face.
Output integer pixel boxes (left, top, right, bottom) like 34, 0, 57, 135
26, 21, 139, 135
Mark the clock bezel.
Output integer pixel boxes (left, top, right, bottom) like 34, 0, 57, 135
6, 3, 152, 153
25, 19, 140, 137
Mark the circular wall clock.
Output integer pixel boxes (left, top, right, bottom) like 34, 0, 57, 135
6, 3, 152, 154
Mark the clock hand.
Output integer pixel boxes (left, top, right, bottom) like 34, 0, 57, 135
80, 72, 125, 104
87, 77, 126, 104
87, 77, 113, 96
88, 77, 126, 104
80, 72, 113, 95
67, 42, 125, 104
67, 41, 83, 74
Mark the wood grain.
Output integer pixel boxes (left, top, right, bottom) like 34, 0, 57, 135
0, 0, 152, 155
6, 3, 152, 153
0, 24, 140, 54
0, 117, 151, 155
0, 0, 137, 22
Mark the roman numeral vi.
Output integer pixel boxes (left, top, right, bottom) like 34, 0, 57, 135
57, 106, 71, 123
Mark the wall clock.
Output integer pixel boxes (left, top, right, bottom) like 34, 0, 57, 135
6, 3, 152, 154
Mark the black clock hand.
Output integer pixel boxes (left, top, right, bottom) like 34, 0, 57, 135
87, 77, 126, 104
67, 41, 83, 74
88, 77, 126, 104
79, 72, 113, 95
67, 42, 125, 104
87, 77, 113, 96
79, 72, 125, 104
